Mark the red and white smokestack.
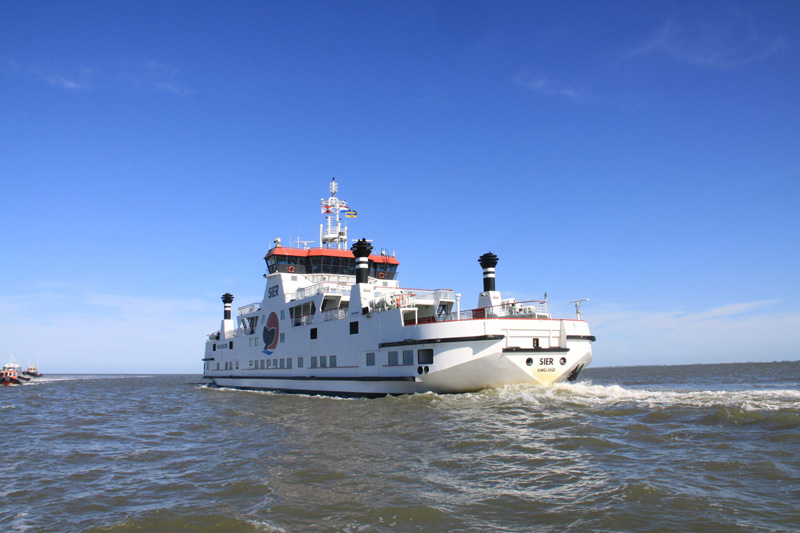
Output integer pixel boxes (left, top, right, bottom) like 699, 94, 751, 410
351, 238, 373, 284
478, 252, 499, 292
222, 293, 234, 320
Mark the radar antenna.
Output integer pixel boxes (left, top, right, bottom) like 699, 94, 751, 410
569, 299, 590, 320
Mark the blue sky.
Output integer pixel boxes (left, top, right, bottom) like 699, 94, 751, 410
2, 1, 798, 373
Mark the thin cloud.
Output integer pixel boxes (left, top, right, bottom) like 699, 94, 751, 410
514, 71, 587, 103
624, 19, 785, 69
5, 60, 93, 90
689, 300, 779, 320
5, 58, 192, 95
122, 61, 192, 96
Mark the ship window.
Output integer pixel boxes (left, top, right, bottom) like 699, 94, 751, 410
418, 349, 434, 364
311, 356, 318, 368
266, 256, 278, 274
216, 362, 220, 370
280, 310, 285, 320
310, 328, 318, 340
212, 344, 216, 351
350, 321, 359, 334
229, 341, 233, 349
388, 351, 399, 365
298, 357, 304, 368
403, 350, 413, 365
287, 358, 292, 369
280, 333, 285, 343
366, 352, 375, 366
280, 359, 285, 369
249, 360, 253, 369
330, 355, 337, 368
273, 359, 278, 368
320, 356, 327, 368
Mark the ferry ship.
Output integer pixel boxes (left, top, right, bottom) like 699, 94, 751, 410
203, 179, 594, 396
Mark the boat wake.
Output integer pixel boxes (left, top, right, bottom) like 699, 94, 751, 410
481, 381, 800, 412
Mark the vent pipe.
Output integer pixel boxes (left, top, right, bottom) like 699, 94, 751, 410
351, 238, 373, 284
478, 252, 499, 292
221, 293, 234, 320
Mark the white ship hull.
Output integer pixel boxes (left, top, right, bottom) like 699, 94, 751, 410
208, 339, 592, 397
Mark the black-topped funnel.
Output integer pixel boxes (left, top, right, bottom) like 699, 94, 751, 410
478, 252, 499, 292
221, 293, 234, 320
351, 238, 373, 284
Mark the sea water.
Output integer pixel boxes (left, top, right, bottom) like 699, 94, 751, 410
1, 361, 798, 532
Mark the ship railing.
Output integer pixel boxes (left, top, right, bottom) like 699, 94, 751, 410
393, 288, 455, 304
291, 314, 315, 327
290, 281, 351, 301
211, 326, 259, 341
237, 302, 262, 316
379, 288, 453, 309
439, 299, 550, 322
323, 308, 349, 321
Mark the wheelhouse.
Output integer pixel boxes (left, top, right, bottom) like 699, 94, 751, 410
265, 247, 400, 279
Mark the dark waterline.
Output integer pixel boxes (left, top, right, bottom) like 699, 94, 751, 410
2, 361, 798, 532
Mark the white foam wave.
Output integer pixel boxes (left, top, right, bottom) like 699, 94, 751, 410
491, 381, 800, 411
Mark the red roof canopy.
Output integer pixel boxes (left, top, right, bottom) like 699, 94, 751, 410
265, 247, 400, 264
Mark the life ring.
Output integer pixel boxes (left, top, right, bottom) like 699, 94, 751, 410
396, 295, 406, 307
287, 265, 295, 273
378, 271, 386, 279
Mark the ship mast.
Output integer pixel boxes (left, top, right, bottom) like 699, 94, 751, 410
319, 178, 353, 249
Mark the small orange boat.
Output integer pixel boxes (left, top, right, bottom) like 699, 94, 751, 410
1, 367, 22, 386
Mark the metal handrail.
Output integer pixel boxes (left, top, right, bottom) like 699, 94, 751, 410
237, 302, 261, 316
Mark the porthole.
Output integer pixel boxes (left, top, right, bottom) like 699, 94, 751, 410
526, 358, 533, 367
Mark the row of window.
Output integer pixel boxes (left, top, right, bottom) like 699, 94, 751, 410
219, 349, 434, 372
250, 358, 293, 370
266, 255, 398, 278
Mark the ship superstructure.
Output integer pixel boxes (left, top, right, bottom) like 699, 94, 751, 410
203, 179, 594, 396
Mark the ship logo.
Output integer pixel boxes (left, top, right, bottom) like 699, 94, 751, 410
262, 312, 280, 355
